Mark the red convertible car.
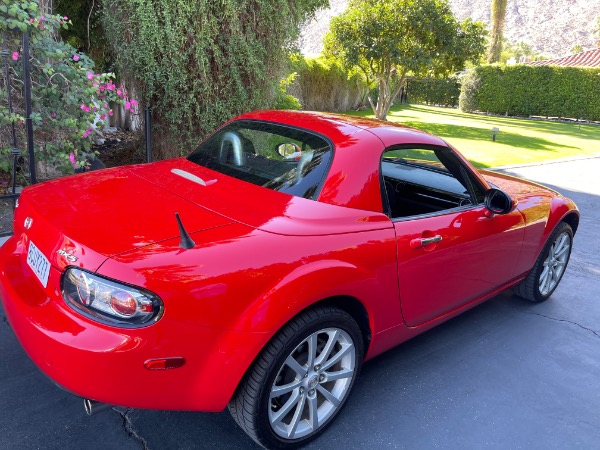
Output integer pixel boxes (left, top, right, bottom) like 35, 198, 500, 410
0, 111, 578, 448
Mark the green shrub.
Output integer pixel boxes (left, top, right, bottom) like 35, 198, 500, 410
458, 69, 481, 112
407, 76, 461, 107
464, 65, 600, 120
102, 0, 327, 159
290, 55, 367, 112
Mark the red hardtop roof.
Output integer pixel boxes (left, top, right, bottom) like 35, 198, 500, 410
236, 110, 446, 148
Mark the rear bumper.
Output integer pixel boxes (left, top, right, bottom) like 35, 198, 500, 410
0, 235, 268, 412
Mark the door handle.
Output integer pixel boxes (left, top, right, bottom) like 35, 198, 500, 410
410, 235, 442, 248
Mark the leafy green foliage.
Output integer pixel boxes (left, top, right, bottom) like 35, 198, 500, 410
458, 69, 481, 112
499, 41, 547, 65
0, 0, 134, 175
461, 65, 600, 121
324, 0, 486, 120
274, 72, 302, 110
290, 55, 367, 112
407, 76, 460, 107
102, 0, 327, 158
55, 0, 112, 71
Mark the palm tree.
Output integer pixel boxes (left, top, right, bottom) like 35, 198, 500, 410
486, 0, 508, 63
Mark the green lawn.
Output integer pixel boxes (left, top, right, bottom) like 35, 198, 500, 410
347, 105, 600, 168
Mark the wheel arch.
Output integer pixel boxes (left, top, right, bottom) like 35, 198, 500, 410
561, 211, 579, 236
311, 295, 372, 355
228, 295, 373, 403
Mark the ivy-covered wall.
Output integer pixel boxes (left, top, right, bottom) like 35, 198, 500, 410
461, 65, 600, 120
102, 0, 326, 158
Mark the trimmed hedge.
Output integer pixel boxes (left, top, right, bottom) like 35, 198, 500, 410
290, 56, 367, 112
406, 77, 461, 107
462, 65, 600, 121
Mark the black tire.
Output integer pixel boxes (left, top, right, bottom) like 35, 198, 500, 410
515, 222, 573, 302
228, 305, 364, 449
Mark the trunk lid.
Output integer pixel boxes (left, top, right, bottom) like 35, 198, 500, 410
17, 166, 233, 272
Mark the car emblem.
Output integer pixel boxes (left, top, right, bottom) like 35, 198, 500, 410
24, 217, 33, 229
57, 249, 78, 263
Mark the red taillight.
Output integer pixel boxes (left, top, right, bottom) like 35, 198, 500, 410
110, 290, 137, 316
144, 357, 186, 370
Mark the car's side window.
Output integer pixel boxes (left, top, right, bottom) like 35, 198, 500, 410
381, 146, 485, 219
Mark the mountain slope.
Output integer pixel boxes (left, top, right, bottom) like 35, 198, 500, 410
298, 0, 600, 59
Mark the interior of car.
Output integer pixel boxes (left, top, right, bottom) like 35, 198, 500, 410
381, 146, 483, 219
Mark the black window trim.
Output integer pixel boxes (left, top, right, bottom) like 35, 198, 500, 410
380, 143, 488, 222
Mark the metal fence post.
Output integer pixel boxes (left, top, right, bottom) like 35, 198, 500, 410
145, 105, 152, 163
22, 32, 36, 184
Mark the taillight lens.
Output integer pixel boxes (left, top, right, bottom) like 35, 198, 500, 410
62, 268, 163, 327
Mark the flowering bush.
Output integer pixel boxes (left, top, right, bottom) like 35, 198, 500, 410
0, 0, 136, 175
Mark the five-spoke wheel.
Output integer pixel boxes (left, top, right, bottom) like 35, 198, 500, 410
516, 221, 573, 302
229, 306, 363, 449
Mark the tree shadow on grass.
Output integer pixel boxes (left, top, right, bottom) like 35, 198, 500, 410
404, 105, 600, 141
401, 121, 579, 155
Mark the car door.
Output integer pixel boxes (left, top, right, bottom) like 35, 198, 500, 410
382, 145, 525, 327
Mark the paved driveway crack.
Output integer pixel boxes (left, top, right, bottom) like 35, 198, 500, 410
526, 311, 600, 339
117, 408, 149, 450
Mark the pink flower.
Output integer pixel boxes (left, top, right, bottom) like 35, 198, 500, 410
116, 89, 122, 96
125, 101, 131, 109
100, 114, 107, 121
69, 153, 77, 168
103, 103, 108, 109
73, 54, 79, 61
64, 16, 68, 20
108, 109, 114, 116
131, 100, 138, 107
93, 82, 99, 87
87, 72, 94, 80
29, 18, 34, 23
83, 129, 92, 138
80, 103, 86, 110
130, 108, 135, 113
11, 52, 18, 61
51, 112, 56, 118
41, 15, 46, 21
106, 83, 115, 91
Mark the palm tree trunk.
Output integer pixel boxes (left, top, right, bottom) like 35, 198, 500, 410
487, 0, 508, 63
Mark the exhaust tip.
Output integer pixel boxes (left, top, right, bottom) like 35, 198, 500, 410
83, 398, 112, 416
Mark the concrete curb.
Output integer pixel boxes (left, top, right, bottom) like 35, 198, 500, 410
491, 153, 600, 171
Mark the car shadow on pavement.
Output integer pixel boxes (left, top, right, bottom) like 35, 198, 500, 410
1, 183, 598, 449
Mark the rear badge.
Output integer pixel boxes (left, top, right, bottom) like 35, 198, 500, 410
57, 249, 78, 262
24, 217, 33, 229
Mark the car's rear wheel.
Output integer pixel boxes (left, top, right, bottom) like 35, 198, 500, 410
229, 305, 364, 449
516, 222, 573, 302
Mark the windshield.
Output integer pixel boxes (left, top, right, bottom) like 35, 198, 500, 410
187, 120, 332, 200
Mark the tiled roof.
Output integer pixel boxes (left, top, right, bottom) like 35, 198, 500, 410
528, 48, 600, 68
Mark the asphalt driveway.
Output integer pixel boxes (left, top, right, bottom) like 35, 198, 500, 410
1, 156, 599, 449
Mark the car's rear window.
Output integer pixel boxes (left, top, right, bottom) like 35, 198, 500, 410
187, 120, 332, 200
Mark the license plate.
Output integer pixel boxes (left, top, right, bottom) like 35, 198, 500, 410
27, 240, 51, 288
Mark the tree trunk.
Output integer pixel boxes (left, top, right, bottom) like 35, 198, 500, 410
375, 77, 390, 120
374, 75, 406, 121
487, 0, 508, 63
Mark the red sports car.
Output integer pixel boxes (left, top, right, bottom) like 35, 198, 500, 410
0, 111, 578, 448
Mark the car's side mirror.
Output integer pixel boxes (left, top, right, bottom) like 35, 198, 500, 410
484, 188, 514, 216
